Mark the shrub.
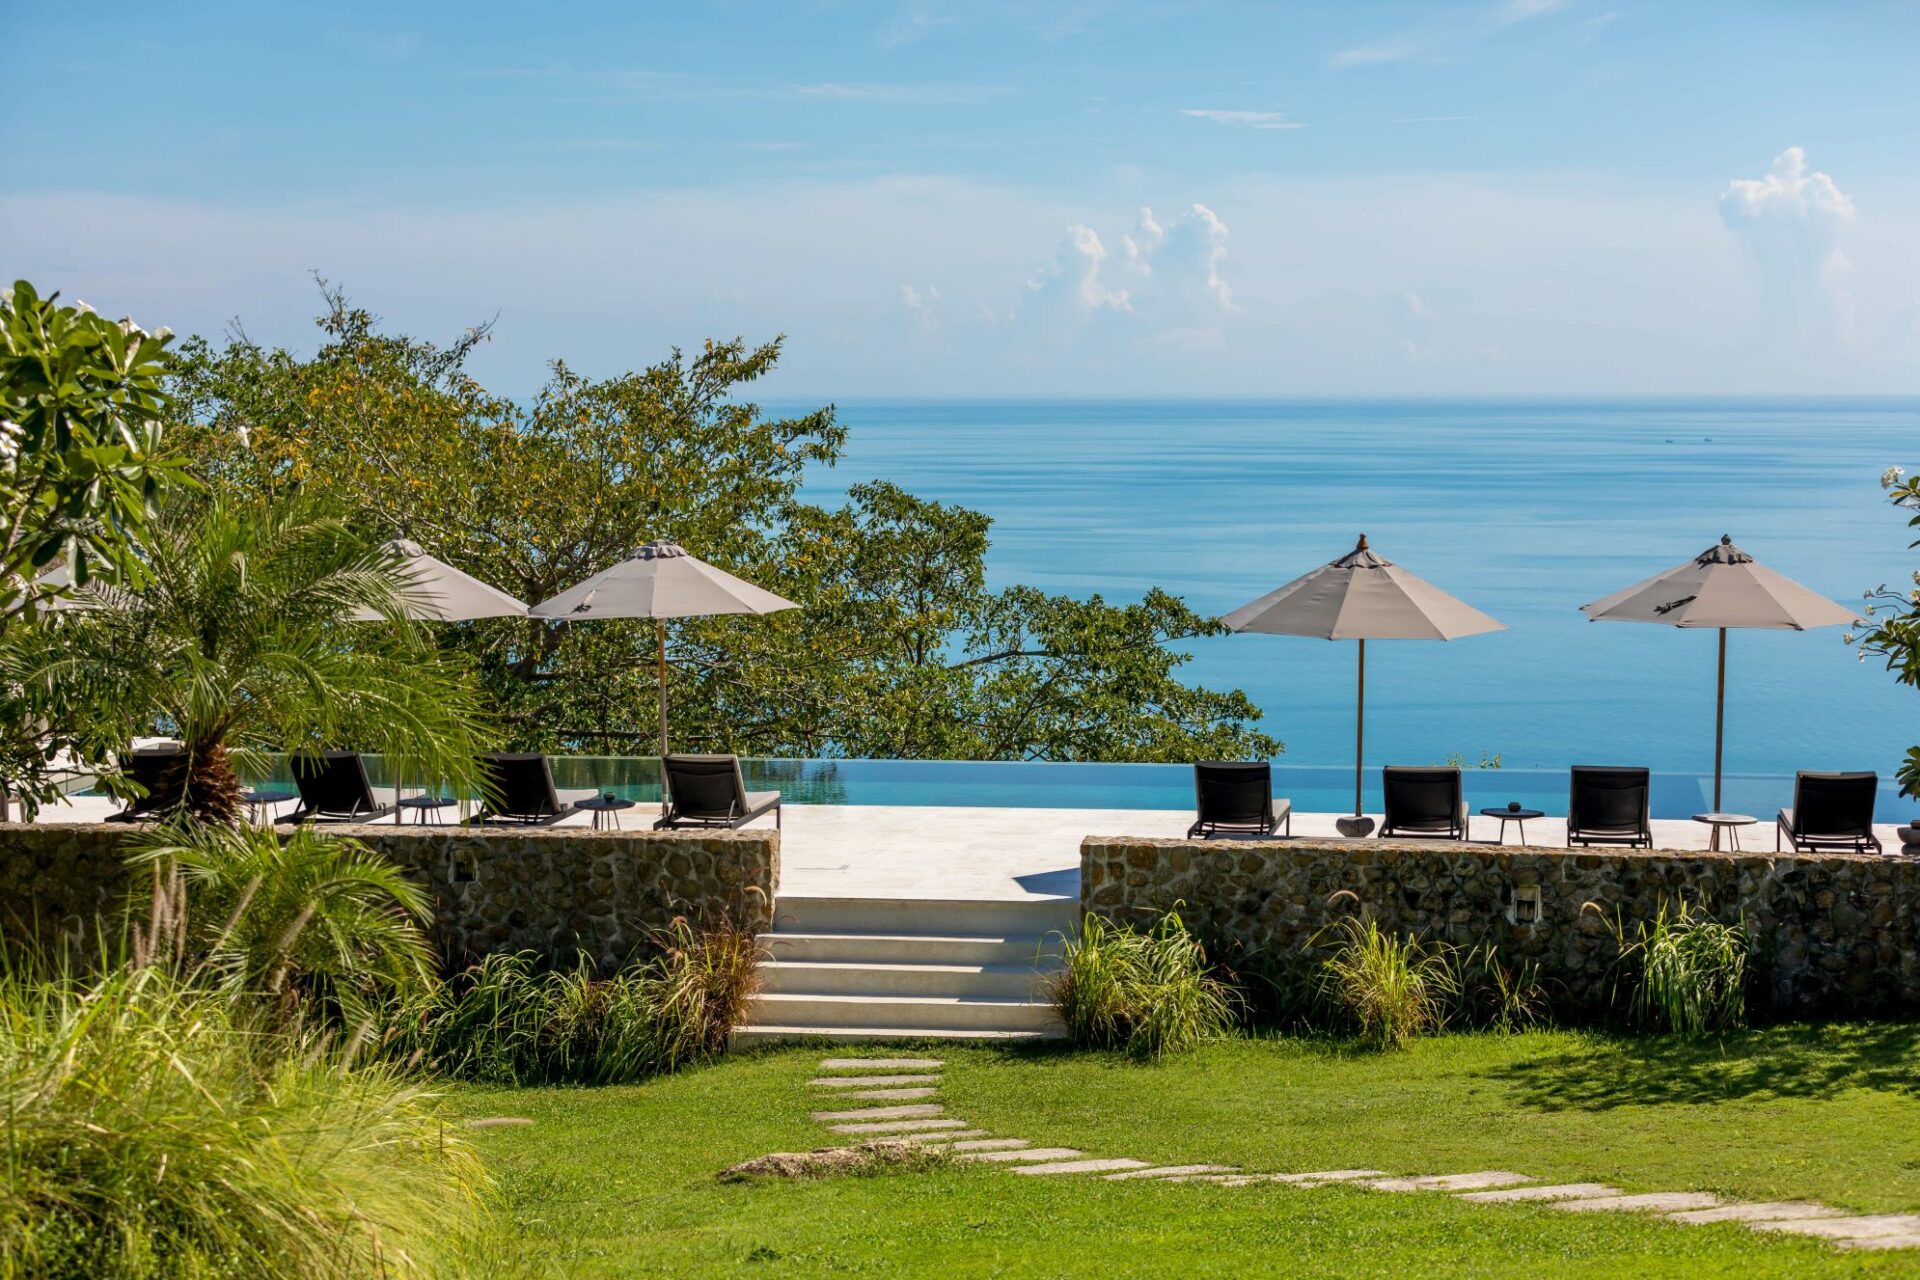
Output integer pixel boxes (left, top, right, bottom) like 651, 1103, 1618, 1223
1452, 942, 1552, 1034
0, 962, 486, 1280
1604, 898, 1748, 1035
1048, 909, 1238, 1060
1315, 915, 1459, 1050
390, 917, 761, 1085
126, 820, 436, 1030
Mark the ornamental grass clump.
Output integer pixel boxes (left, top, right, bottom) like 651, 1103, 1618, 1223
0, 962, 487, 1280
1314, 913, 1459, 1051
1603, 898, 1748, 1036
390, 916, 761, 1085
1048, 909, 1238, 1060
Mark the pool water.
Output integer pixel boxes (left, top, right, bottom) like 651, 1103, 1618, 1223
230, 755, 1908, 824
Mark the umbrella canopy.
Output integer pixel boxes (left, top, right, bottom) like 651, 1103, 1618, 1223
1581, 534, 1855, 811
529, 541, 798, 758
529, 540, 795, 621
1223, 535, 1506, 640
351, 539, 527, 622
1581, 534, 1856, 631
1223, 535, 1505, 824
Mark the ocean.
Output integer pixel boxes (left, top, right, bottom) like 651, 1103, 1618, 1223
794, 398, 1919, 793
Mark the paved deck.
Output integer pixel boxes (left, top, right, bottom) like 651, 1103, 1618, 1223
28, 794, 1905, 903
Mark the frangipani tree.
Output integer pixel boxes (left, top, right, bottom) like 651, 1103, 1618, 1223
36, 493, 492, 824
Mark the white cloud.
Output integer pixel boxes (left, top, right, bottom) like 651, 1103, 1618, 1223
1329, 44, 1414, 68
1494, 0, 1569, 25
899, 283, 941, 328
1719, 146, 1857, 341
1179, 109, 1305, 130
1018, 204, 1234, 344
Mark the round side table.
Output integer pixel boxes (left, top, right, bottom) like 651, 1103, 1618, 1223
242, 788, 295, 826
1480, 807, 1544, 846
1693, 812, 1756, 851
398, 795, 457, 826
577, 795, 636, 831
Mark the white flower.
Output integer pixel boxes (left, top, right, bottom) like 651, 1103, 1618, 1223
154, 326, 173, 341
235, 424, 251, 448
74, 300, 95, 316
0, 420, 22, 463
1884, 465, 1907, 489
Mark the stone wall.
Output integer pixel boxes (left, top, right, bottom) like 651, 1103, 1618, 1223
0, 822, 778, 972
1081, 836, 1920, 1018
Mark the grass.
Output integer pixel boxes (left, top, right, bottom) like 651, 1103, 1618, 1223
1, 962, 487, 1279
1048, 909, 1238, 1058
449, 1024, 1920, 1278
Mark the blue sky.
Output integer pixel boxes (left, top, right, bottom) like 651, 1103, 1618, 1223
6, 1, 1919, 396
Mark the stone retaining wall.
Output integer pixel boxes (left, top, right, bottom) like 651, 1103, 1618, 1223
1081, 837, 1920, 1017
0, 823, 779, 971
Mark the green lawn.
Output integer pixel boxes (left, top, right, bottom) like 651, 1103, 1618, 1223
452, 1024, 1920, 1278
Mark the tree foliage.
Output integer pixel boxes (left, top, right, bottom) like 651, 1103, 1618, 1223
1852, 465, 1920, 796
0, 280, 191, 619
0, 281, 194, 816
169, 287, 1277, 762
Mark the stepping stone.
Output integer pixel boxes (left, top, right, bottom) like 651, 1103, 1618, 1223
1168, 1174, 1283, 1185
1273, 1170, 1389, 1185
811, 1103, 944, 1122
834, 1087, 940, 1101
830, 1117, 967, 1134
1556, 1193, 1719, 1214
898, 1130, 991, 1143
956, 1147, 1084, 1164
1370, 1172, 1535, 1193
1459, 1183, 1621, 1204
1750, 1214, 1920, 1241
1667, 1202, 1845, 1225
810, 1075, 943, 1088
1103, 1164, 1238, 1181
946, 1138, 1031, 1152
1014, 1158, 1152, 1177
1836, 1235, 1920, 1252
820, 1058, 942, 1071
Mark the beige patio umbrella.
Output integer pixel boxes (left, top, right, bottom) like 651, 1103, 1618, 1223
1580, 534, 1856, 812
529, 541, 798, 758
350, 539, 528, 622
1223, 534, 1505, 826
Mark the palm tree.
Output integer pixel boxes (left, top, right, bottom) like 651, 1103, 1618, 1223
128, 819, 436, 1026
39, 493, 491, 824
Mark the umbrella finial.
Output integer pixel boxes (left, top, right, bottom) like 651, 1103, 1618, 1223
1356, 532, 1369, 552
1720, 533, 1732, 546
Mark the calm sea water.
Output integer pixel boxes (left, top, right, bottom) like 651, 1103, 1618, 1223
789, 398, 1919, 797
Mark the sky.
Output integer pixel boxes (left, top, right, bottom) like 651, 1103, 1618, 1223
5, 1, 1920, 398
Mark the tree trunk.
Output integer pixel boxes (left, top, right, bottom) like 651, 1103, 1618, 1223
183, 739, 245, 826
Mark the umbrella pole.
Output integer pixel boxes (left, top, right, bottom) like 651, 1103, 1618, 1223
656, 620, 669, 762
1713, 627, 1726, 812
1354, 638, 1365, 816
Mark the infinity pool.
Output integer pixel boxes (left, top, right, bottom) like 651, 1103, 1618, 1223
240, 756, 1912, 825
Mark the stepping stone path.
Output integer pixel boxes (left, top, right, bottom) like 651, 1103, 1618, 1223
792, 1054, 1915, 1253
1460, 1183, 1620, 1203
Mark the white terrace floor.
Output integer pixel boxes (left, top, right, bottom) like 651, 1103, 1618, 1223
32, 794, 1906, 903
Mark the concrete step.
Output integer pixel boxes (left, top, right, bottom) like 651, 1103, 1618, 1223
773, 896, 1077, 937
749, 991, 1062, 1033
761, 959, 1058, 999
735, 1024, 1061, 1044
762, 931, 1063, 966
